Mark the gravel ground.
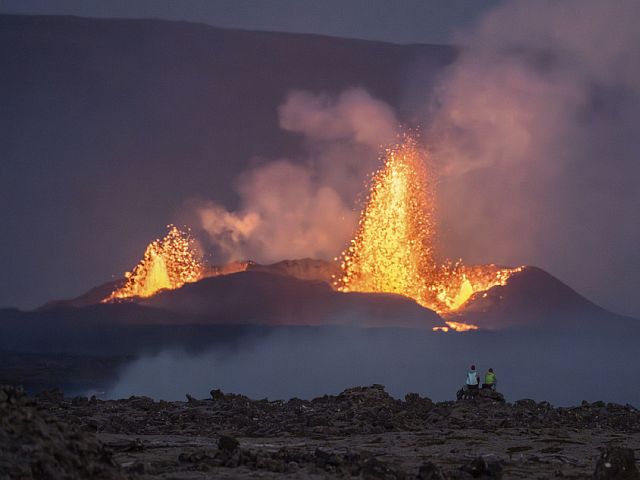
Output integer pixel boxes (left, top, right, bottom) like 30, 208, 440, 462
3, 384, 640, 479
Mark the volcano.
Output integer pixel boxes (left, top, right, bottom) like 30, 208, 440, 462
28, 258, 634, 331
1, 256, 636, 362
441, 266, 640, 337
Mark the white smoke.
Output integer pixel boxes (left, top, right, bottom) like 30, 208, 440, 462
428, 0, 640, 317
198, 88, 399, 263
279, 89, 397, 147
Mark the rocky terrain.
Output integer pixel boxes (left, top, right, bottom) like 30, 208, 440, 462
2, 384, 639, 479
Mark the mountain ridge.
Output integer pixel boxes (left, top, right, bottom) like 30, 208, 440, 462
0, 13, 449, 48
31, 258, 638, 334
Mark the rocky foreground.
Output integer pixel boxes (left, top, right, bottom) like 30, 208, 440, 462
2, 385, 640, 479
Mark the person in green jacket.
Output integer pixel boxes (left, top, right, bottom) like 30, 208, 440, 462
482, 368, 497, 390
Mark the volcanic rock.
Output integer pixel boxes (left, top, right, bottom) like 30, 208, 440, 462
418, 462, 448, 479
218, 435, 240, 452
593, 447, 640, 480
0, 385, 125, 479
5, 384, 640, 478
459, 457, 503, 478
35, 388, 64, 404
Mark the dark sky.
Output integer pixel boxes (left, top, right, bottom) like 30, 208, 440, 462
0, 0, 500, 45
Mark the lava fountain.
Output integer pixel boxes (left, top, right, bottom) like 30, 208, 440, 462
104, 225, 204, 301
336, 135, 521, 329
337, 136, 437, 303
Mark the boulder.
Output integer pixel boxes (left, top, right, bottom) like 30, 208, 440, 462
0, 385, 125, 479
593, 447, 640, 480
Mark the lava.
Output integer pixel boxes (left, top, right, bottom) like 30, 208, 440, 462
337, 136, 437, 305
104, 225, 204, 301
336, 135, 521, 328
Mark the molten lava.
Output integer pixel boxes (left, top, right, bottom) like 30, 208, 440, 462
336, 135, 521, 329
337, 137, 436, 301
104, 225, 204, 301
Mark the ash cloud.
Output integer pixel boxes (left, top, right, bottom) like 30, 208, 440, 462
427, 0, 640, 317
197, 88, 398, 263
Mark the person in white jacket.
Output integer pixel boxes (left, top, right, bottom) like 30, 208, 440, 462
466, 365, 480, 390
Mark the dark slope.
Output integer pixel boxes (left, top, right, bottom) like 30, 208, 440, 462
249, 258, 341, 284
36, 260, 636, 334
451, 266, 637, 331
0, 14, 455, 310
39, 279, 124, 310
142, 270, 442, 328
0, 304, 276, 355
0, 270, 443, 355
38, 258, 340, 310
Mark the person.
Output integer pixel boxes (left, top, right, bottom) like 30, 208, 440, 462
466, 365, 480, 391
482, 368, 497, 390
456, 365, 481, 400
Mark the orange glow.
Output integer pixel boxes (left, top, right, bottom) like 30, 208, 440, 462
443, 321, 478, 332
432, 321, 478, 332
337, 136, 436, 304
104, 225, 203, 301
336, 135, 521, 322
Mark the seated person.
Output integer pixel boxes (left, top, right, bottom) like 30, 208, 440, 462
482, 368, 497, 390
466, 365, 480, 390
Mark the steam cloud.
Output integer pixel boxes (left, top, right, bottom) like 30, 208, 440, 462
196, 0, 640, 318
428, 0, 640, 317
198, 88, 398, 263
107, 326, 640, 407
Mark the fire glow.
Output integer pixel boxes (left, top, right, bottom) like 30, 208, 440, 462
336, 136, 521, 330
104, 225, 203, 301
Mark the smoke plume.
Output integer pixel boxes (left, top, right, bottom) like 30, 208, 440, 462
197, 88, 398, 263
428, 0, 640, 317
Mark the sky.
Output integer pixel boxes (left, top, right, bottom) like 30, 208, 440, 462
0, 0, 500, 45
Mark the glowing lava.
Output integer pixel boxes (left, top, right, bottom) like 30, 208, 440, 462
104, 225, 204, 301
337, 136, 436, 302
336, 135, 521, 330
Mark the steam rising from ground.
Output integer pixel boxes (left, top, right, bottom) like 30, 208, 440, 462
107, 326, 639, 407
198, 89, 398, 263
428, 0, 640, 317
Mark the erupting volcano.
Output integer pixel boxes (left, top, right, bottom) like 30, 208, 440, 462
104, 226, 204, 301
98, 137, 521, 333
337, 136, 522, 329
